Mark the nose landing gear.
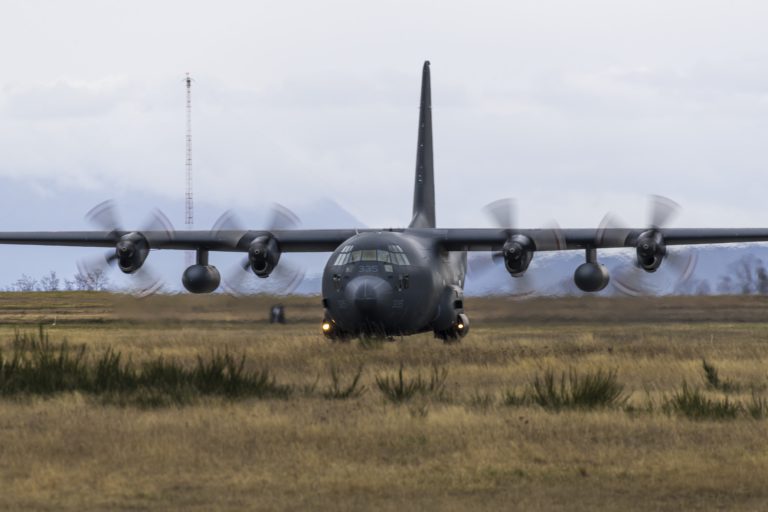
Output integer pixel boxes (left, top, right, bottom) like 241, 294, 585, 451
434, 313, 470, 343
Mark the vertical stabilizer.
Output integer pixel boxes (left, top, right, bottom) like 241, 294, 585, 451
409, 61, 436, 228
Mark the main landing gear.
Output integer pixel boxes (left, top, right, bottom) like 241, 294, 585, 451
321, 314, 471, 343
321, 318, 351, 342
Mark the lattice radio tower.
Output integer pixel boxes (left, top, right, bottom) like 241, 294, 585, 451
185, 73, 194, 227
185, 73, 194, 266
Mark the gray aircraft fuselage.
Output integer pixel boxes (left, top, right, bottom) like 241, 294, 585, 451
319, 61, 472, 339
321, 231, 468, 339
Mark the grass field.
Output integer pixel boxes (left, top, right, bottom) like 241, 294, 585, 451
1, 293, 768, 511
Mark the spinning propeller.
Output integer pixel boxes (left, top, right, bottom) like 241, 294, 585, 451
77, 200, 175, 297
598, 195, 698, 296
214, 204, 306, 295
468, 198, 565, 297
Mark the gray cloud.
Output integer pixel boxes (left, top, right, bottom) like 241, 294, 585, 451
2, 79, 129, 119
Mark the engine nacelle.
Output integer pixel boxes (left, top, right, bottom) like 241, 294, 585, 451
636, 230, 665, 272
503, 235, 534, 276
115, 232, 150, 274
182, 264, 221, 294
248, 236, 281, 278
574, 262, 610, 292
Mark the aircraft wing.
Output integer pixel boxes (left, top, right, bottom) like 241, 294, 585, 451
1, 227, 768, 253
0, 229, 361, 252
435, 228, 768, 252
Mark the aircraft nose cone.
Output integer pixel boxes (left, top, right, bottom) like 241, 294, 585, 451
345, 275, 393, 317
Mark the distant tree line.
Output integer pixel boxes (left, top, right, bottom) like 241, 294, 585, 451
717, 254, 768, 295
6, 270, 110, 292
5, 254, 768, 295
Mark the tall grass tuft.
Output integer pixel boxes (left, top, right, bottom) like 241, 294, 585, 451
93, 348, 137, 392
375, 363, 447, 403
470, 391, 496, 409
664, 382, 741, 420
702, 359, 740, 393
504, 368, 627, 410
322, 364, 366, 400
191, 351, 290, 398
0, 328, 291, 406
747, 392, 768, 420
532, 368, 626, 410
502, 389, 529, 407
0, 327, 90, 395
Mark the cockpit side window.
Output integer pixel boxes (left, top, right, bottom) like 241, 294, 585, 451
333, 245, 356, 266
393, 253, 410, 265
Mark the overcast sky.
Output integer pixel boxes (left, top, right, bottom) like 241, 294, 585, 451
3, 0, 768, 236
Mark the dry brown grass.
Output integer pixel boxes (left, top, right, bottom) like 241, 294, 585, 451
0, 293, 767, 510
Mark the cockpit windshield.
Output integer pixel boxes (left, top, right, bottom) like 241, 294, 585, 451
333, 244, 411, 266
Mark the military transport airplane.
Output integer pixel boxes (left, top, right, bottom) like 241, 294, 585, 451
2, 61, 768, 341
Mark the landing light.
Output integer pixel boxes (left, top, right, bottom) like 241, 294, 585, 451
322, 322, 332, 332
457, 323, 465, 330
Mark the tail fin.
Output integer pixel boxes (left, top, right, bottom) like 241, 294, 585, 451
409, 60, 436, 228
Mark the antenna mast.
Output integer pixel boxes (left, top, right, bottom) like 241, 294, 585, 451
185, 73, 194, 266
185, 73, 194, 228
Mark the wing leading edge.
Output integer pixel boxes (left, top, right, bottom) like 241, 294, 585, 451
0, 227, 767, 254
434, 228, 768, 252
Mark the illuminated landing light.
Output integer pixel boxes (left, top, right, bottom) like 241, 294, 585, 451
322, 322, 332, 332
457, 323, 465, 330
